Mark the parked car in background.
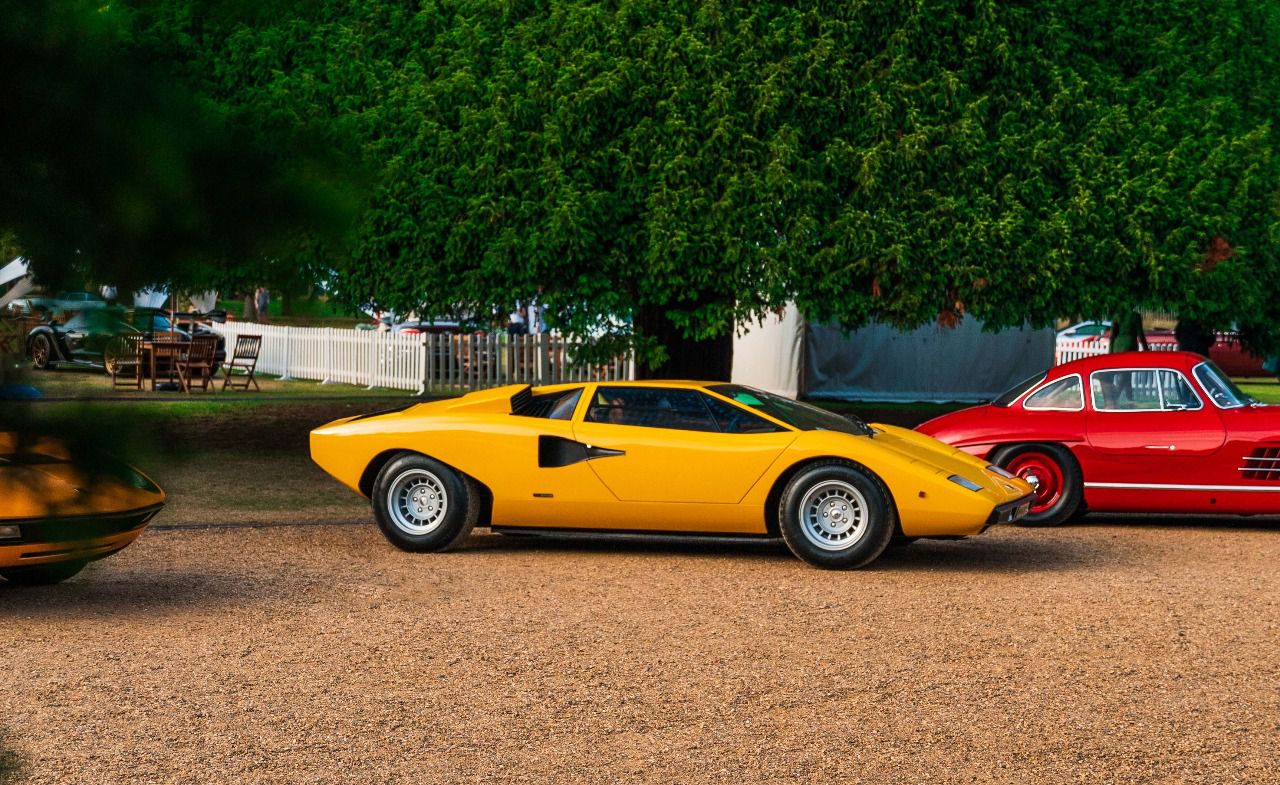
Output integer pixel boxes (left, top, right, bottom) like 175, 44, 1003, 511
0, 432, 165, 584
2, 296, 58, 321
392, 319, 463, 335
918, 352, 1279, 525
311, 382, 1033, 569
1056, 320, 1111, 345
26, 307, 226, 374
52, 290, 109, 311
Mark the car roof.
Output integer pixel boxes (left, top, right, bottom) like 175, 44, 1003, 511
1055, 351, 1204, 374
590, 380, 726, 390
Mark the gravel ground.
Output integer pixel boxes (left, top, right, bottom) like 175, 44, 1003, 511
2, 515, 1278, 784
3, 403, 1278, 783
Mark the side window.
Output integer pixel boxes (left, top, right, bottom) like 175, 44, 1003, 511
511, 387, 584, 419
586, 387, 718, 432
1091, 370, 1201, 411
548, 389, 582, 420
701, 394, 784, 434
1157, 370, 1202, 410
1023, 376, 1083, 410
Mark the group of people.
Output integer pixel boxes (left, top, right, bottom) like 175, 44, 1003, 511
506, 298, 543, 336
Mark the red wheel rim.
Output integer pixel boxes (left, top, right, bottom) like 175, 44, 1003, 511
1004, 451, 1064, 515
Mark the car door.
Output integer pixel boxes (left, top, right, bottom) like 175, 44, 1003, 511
571, 385, 797, 504
1086, 367, 1226, 483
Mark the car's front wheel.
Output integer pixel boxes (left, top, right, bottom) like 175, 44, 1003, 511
371, 453, 479, 552
778, 462, 896, 569
991, 443, 1083, 526
1, 560, 87, 585
29, 334, 53, 370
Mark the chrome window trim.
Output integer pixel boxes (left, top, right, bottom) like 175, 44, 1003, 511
1021, 373, 1085, 412
1087, 367, 1205, 413
1191, 361, 1247, 410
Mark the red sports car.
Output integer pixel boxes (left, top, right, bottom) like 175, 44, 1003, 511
917, 352, 1279, 524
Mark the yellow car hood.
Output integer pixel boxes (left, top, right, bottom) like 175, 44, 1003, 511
0, 434, 166, 521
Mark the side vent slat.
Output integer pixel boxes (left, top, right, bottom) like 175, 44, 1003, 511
1241, 446, 1280, 482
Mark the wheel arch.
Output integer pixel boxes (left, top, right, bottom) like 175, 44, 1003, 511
762, 456, 902, 537
26, 327, 68, 362
358, 448, 493, 525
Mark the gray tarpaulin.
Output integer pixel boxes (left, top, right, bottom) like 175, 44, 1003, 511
805, 319, 1055, 402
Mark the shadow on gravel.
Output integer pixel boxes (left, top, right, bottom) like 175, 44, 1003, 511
464, 531, 795, 564
0, 569, 253, 616
462, 530, 1094, 573
872, 536, 1098, 573
1066, 513, 1280, 531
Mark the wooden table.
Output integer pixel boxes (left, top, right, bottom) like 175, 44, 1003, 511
142, 338, 189, 391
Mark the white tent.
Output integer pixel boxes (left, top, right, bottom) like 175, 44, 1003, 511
0, 258, 34, 312
730, 304, 804, 398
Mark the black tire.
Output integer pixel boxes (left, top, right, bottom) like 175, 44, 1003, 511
103, 337, 126, 375
990, 443, 1083, 526
371, 453, 479, 552
778, 461, 896, 569
0, 560, 87, 585
29, 334, 53, 370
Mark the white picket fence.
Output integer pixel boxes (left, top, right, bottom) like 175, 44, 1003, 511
1054, 337, 1180, 365
210, 323, 633, 394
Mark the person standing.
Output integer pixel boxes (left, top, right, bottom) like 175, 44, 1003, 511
1108, 310, 1148, 353
507, 304, 527, 336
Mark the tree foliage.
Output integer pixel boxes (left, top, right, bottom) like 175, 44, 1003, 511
107, 2, 1280, 356
0, 0, 358, 293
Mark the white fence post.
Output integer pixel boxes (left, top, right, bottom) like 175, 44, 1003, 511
279, 326, 293, 380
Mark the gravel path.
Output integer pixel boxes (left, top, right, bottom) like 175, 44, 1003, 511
2, 516, 1278, 784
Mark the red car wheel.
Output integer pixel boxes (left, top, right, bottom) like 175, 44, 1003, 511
992, 443, 1083, 526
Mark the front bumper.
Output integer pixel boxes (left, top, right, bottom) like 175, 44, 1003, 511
0, 503, 162, 568
986, 494, 1034, 527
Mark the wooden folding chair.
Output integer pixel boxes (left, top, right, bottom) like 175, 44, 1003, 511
221, 334, 262, 391
106, 334, 144, 390
148, 331, 186, 391
177, 334, 217, 393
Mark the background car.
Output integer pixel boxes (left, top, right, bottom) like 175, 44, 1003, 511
3, 296, 58, 321
917, 351, 1279, 524
311, 381, 1033, 569
0, 432, 165, 584
26, 307, 226, 374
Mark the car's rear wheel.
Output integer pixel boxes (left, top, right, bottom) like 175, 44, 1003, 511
29, 334, 53, 369
0, 560, 87, 585
371, 453, 479, 552
778, 462, 896, 569
991, 443, 1083, 526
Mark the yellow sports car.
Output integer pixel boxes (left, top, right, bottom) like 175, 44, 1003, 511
311, 382, 1034, 569
1, 433, 165, 585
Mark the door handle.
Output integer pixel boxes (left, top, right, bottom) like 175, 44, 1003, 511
1144, 445, 1176, 450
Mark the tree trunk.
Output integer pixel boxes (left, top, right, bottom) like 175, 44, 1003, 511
634, 303, 733, 381
242, 292, 259, 323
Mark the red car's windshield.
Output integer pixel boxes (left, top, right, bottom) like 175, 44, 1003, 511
992, 372, 1047, 407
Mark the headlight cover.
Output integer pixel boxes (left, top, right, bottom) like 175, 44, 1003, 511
948, 474, 983, 492
986, 464, 1015, 479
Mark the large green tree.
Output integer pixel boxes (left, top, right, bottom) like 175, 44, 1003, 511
134, 0, 1280, 368
0, 0, 357, 294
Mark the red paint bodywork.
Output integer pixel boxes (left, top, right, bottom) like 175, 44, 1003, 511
917, 352, 1280, 516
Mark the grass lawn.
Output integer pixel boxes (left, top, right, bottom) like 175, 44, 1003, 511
19, 365, 420, 402
1238, 378, 1280, 404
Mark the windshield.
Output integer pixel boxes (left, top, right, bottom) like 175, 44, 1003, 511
1193, 361, 1255, 408
707, 385, 871, 436
992, 372, 1047, 407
